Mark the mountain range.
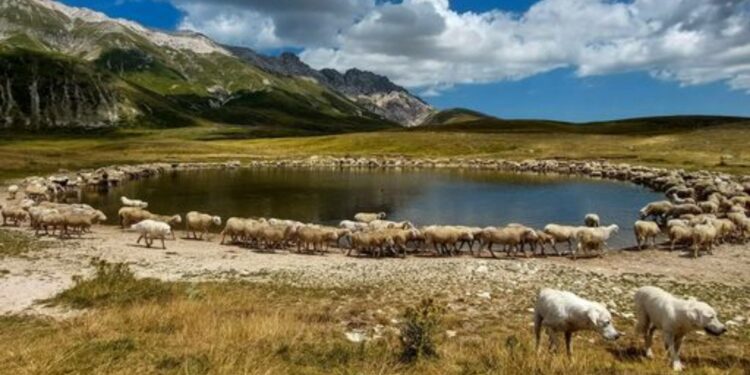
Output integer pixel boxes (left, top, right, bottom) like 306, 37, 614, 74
0, 0, 434, 132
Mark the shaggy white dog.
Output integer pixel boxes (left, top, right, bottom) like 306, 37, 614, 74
635, 286, 726, 372
534, 288, 621, 356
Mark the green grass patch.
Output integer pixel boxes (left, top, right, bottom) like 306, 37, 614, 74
46, 259, 178, 309
0, 229, 44, 258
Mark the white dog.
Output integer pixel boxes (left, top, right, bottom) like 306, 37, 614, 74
534, 288, 621, 356
634, 286, 726, 371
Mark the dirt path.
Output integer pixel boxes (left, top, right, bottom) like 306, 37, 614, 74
1, 225, 748, 316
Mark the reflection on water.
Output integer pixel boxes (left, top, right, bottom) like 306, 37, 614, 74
78, 168, 664, 248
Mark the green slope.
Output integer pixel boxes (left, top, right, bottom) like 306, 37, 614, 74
0, 0, 396, 134
421, 108, 749, 135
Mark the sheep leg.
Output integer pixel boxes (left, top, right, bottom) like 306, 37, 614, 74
564, 331, 573, 357
534, 313, 543, 352
161, 237, 166, 250
136, 234, 144, 244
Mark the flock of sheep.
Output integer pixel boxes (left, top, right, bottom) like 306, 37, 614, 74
112, 200, 623, 258
2, 158, 747, 372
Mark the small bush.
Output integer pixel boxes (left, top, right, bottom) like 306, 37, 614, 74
399, 298, 444, 363
48, 258, 176, 309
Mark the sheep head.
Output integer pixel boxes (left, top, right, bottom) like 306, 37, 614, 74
211, 216, 222, 226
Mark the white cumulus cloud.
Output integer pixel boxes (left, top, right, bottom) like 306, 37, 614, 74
171, 0, 750, 94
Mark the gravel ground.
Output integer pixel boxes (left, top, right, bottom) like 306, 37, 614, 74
0, 225, 747, 332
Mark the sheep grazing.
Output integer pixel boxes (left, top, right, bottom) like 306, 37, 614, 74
584, 213, 600, 228
691, 223, 717, 258
131, 219, 171, 249
353, 212, 386, 223
185, 211, 222, 240
574, 224, 619, 259
542, 224, 582, 254
634, 220, 661, 250
120, 196, 148, 208
6, 185, 18, 200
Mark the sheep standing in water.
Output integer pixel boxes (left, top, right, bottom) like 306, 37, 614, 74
185, 211, 222, 240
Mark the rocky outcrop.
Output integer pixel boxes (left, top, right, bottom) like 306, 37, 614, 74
228, 47, 435, 126
0, 51, 120, 129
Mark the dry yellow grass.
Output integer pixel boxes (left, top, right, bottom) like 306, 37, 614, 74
0, 279, 747, 375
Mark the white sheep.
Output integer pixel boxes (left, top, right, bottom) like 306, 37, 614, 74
35, 209, 64, 237
185, 211, 222, 240
691, 223, 717, 258
634, 220, 661, 250
542, 224, 583, 253
584, 213, 600, 228
120, 196, 148, 208
353, 212, 386, 223
368, 219, 415, 231
574, 224, 619, 259
668, 225, 693, 252
131, 219, 171, 249
6, 185, 18, 200
220, 217, 248, 244
339, 220, 368, 232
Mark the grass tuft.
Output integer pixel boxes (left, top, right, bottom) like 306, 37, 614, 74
400, 298, 444, 363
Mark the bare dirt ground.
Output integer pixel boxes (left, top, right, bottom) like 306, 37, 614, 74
0, 225, 748, 321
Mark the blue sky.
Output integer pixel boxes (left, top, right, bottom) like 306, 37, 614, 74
59, 0, 750, 122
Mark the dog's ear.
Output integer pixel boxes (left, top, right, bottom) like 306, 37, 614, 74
685, 303, 700, 324
586, 307, 600, 326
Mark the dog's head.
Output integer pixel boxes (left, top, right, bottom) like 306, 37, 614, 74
587, 304, 621, 341
687, 300, 726, 336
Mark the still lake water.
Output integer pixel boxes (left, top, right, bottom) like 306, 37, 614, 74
79, 168, 665, 248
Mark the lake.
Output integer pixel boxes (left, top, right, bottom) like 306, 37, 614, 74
78, 168, 665, 248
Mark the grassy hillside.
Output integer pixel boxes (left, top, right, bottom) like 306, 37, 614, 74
423, 111, 748, 135
1, 116, 749, 181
